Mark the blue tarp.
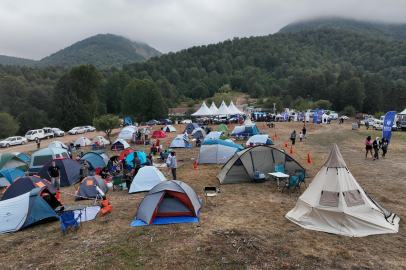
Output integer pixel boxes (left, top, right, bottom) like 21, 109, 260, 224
131, 201, 202, 227
17, 153, 31, 162
0, 168, 26, 185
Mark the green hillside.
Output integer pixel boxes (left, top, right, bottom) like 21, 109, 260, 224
0, 55, 37, 66
278, 17, 406, 40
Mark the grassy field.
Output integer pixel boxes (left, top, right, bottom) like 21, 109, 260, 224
1, 120, 406, 269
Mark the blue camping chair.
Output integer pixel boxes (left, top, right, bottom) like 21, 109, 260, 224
60, 212, 82, 235
282, 174, 301, 197
274, 163, 285, 174
295, 170, 306, 188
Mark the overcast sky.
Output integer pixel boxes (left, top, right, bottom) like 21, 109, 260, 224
1, 0, 406, 60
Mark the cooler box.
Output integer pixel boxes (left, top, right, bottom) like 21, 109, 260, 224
352, 123, 358, 130
254, 174, 265, 183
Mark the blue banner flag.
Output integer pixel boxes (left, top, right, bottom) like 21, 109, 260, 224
283, 112, 288, 122
317, 109, 324, 123
382, 111, 396, 143
300, 110, 305, 121
313, 109, 319, 123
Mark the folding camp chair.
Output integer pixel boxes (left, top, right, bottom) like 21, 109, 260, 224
203, 187, 218, 206
112, 176, 123, 191
281, 174, 301, 197
274, 162, 285, 174
295, 169, 306, 188
60, 212, 82, 236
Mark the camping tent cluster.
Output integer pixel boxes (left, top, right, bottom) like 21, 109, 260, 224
30, 148, 69, 173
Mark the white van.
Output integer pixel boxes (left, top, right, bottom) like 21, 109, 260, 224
373, 119, 398, 131
25, 129, 45, 141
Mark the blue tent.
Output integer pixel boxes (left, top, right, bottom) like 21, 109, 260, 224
36, 157, 81, 186
126, 151, 147, 167
79, 152, 107, 170
198, 139, 243, 164
183, 123, 199, 134
15, 153, 31, 162
231, 125, 260, 136
0, 168, 26, 187
0, 187, 61, 234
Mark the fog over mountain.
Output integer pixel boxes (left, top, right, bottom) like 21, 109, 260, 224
1, 0, 406, 60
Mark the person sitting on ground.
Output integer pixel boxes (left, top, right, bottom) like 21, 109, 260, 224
141, 156, 152, 166
196, 137, 202, 147
151, 144, 157, 155
100, 167, 110, 179
148, 153, 155, 164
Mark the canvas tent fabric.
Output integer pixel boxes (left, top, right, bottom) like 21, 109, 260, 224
192, 101, 214, 116
217, 145, 305, 184
183, 123, 199, 134
48, 141, 68, 149
0, 168, 25, 187
228, 101, 245, 115
209, 102, 218, 112
118, 126, 138, 140
204, 131, 223, 141
212, 100, 234, 115
163, 125, 176, 132
91, 136, 110, 146
243, 117, 253, 125
13, 152, 31, 162
170, 135, 189, 148
152, 130, 168, 139
217, 124, 229, 132
111, 139, 130, 151
0, 153, 28, 172
74, 137, 92, 147
126, 151, 148, 167
246, 135, 275, 146
36, 158, 81, 187
230, 124, 260, 136
0, 187, 61, 234
286, 144, 400, 237
1, 175, 56, 201
198, 139, 243, 164
192, 128, 207, 139
133, 180, 201, 225
128, 166, 167, 193
30, 148, 69, 173
75, 175, 108, 201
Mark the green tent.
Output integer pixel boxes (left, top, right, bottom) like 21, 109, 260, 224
0, 153, 28, 172
217, 124, 229, 132
219, 136, 230, 140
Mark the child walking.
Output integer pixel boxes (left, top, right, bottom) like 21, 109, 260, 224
299, 132, 303, 142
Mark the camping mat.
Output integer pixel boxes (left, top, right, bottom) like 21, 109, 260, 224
153, 163, 167, 168
74, 206, 100, 222
130, 200, 201, 227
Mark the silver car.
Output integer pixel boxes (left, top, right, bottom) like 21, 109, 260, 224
0, 136, 28, 148
52, 128, 65, 137
68, 127, 86, 135
84, 126, 95, 132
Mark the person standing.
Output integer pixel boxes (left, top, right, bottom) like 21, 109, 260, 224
132, 153, 141, 176
365, 136, 374, 160
47, 161, 61, 190
164, 152, 172, 177
373, 137, 381, 160
299, 132, 303, 142
290, 130, 296, 145
302, 126, 306, 139
81, 160, 90, 179
122, 154, 128, 178
381, 137, 389, 159
36, 137, 41, 149
365, 121, 369, 130
170, 152, 177, 180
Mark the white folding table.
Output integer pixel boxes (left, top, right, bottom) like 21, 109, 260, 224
268, 172, 290, 190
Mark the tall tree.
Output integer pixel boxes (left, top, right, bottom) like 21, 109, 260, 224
0, 76, 27, 117
0, 112, 20, 138
104, 71, 130, 114
340, 77, 365, 112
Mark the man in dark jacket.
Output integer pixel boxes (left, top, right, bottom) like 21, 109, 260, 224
141, 156, 152, 166
122, 154, 128, 177
302, 126, 306, 139
132, 153, 141, 176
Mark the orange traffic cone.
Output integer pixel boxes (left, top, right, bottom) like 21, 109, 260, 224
275, 132, 277, 138
231, 123, 233, 127
114, 146, 117, 152
168, 139, 171, 145
272, 135, 275, 141
179, 130, 182, 134
193, 159, 198, 169
290, 146, 293, 154
310, 125, 313, 130
285, 141, 288, 147
85, 142, 87, 147
56, 190, 62, 204
307, 153, 312, 163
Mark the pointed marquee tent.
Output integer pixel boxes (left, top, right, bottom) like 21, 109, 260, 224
212, 101, 234, 115
228, 101, 245, 115
286, 144, 400, 237
209, 102, 218, 112
192, 101, 214, 116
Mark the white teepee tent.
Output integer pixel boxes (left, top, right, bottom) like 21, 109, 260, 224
286, 144, 400, 237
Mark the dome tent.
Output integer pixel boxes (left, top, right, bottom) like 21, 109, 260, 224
48, 141, 68, 149
170, 135, 189, 148
118, 149, 134, 160
0, 153, 28, 172
163, 125, 176, 132
30, 148, 68, 173
0, 187, 61, 234
230, 124, 260, 137
1, 175, 56, 201
217, 145, 305, 184
111, 138, 130, 151
198, 139, 243, 164
131, 180, 201, 226
74, 137, 92, 147
75, 175, 108, 201
183, 123, 199, 134
192, 128, 207, 139
286, 144, 400, 237
246, 135, 275, 146
91, 136, 110, 146
0, 168, 26, 187
204, 131, 223, 141
36, 157, 81, 186
217, 124, 229, 133
118, 126, 138, 140
151, 130, 168, 139
128, 166, 167, 193
125, 151, 148, 167
79, 151, 108, 171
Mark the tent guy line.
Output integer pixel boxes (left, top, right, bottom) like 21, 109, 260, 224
58, 190, 145, 201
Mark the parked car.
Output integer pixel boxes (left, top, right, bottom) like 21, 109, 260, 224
360, 119, 375, 126
68, 127, 86, 135
180, 119, 192, 124
158, 119, 172, 125
374, 120, 398, 131
340, 116, 349, 120
84, 126, 96, 132
0, 136, 27, 148
25, 129, 47, 141
146, 120, 157, 125
42, 127, 55, 139
52, 128, 65, 137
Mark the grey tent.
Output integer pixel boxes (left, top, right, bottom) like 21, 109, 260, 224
217, 145, 305, 184
192, 128, 207, 139
135, 180, 201, 225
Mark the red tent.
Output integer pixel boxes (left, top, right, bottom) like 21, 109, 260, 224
151, 130, 168, 139
119, 149, 135, 160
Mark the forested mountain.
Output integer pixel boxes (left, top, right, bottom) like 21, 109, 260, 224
279, 18, 406, 40
1, 28, 406, 137
0, 34, 162, 69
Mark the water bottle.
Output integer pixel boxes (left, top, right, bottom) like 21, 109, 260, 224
254, 169, 259, 177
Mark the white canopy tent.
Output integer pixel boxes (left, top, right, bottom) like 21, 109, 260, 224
212, 101, 234, 115
192, 101, 214, 116
228, 101, 245, 115
210, 102, 218, 112
398, 108, 406, 116
243, 116, 253, 125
